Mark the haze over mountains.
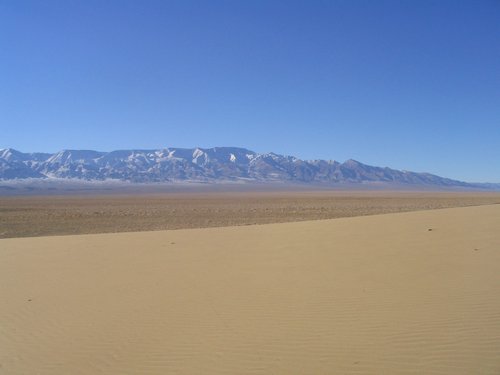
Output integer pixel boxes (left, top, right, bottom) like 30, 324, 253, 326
0, 147, 497, 189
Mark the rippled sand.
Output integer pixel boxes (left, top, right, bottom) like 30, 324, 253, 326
1, 204, 499, 374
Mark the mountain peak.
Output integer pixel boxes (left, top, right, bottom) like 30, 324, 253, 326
343, 159, 362, 165
0, 148, 24, 160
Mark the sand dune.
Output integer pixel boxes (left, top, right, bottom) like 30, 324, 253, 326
1, 204, 499, 374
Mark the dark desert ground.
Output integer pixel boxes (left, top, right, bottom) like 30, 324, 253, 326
1, 187, 500, 238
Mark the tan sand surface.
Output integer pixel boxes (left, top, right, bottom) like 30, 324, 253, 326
1, 204, 499, 374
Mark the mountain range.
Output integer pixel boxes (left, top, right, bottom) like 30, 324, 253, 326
0, 147, 497, 189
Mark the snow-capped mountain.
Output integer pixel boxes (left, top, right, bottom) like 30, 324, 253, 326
0, 147, 495, 189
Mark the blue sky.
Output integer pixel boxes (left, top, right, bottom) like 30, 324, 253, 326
1, 0, 499, 182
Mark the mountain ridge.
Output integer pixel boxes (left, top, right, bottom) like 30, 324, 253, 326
0, 147, 497, 189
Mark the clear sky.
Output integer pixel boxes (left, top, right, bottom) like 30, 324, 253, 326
1, 0, 499, 182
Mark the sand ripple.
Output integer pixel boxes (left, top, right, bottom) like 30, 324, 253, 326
1, 205, 499, 374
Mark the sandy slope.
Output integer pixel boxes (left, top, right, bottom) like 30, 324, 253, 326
1, 205, 499, 374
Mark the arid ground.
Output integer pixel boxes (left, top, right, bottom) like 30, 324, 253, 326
1, 190, 499, 238
1, 203, 499, 374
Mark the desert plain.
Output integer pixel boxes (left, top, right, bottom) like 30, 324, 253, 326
1, 190, 500, 238
1, 190, 500, 374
